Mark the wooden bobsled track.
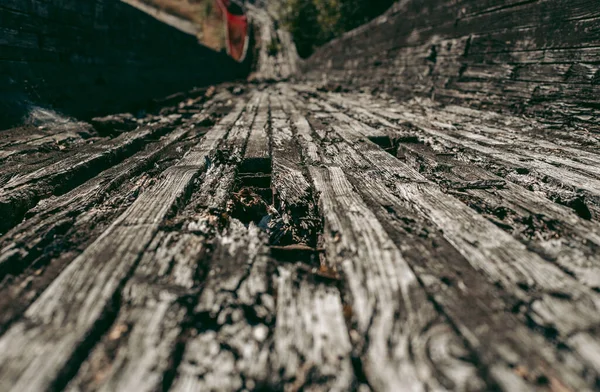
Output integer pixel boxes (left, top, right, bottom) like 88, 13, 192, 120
3, 0, 600, 390
2, 82, 600, 391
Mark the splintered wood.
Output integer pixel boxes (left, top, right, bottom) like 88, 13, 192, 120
2, 82, 600, 392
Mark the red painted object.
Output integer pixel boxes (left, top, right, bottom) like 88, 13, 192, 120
215, 0, 249, 62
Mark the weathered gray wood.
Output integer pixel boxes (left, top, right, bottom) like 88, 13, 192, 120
308, 165, 485, 391
399, 141, 600, 289
248, 6, 279, 82
0, 121, 94, 168
0, 90, 231, 284
342, 153, 598, 391
4, 6, 600, 386
437, 105, 600, 169
0, 125, 205, 337
247, 4, 299, 82
63, 96, 259, 391
284, 94, 321, 165
0, 165, 155, 334
0, 92, 232, 334
170, 220, 275, 391
65, 166, 236, 391
271, 96, 311, 212
0, 98, 248, 392
0, 115, 182, 234
319, 89, 600, 220
266, 95, 319, 247
273, 265, 354, 392
304, 0, 600, 127
314, 94, 600, 335
316, 136, 595, 390
220, 92, 262, 157
307, 97, 387, 140
0, 124, 195, 278
296, 93, 600, 389
242, 92, 271, 173
65, 231, 201, 392
439, 103, 600, 154
282, 93, 485, 390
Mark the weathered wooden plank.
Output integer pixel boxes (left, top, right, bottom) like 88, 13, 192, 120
276, 28, 300, 77
399, 141, 600, 289
63, 95, 260, 392
247, 4, 299, 82
403, 114, 600, 217
65, 168, 236, 392
297, 96, 600, 388
64, 231, 200, 392
220, 92, 262, 156
0, 165, 155, 331
284, 92, 486, 390
0, 97, 249, 392
248, 5, 278, 82
320, 90, 600, 220
265, 94, 354, 389
308, 165, 486, 391
346, 166, 598, 391
318, 98, 600, 334
242, 91, 271, 173
296, 102, 596, 389
0, 120, 93, 156
307, 98, 388, 141
0, 115, 182, 234
0, 123, 195, 279
273, 266, 354, 391
303, 0, 600, 127
283, 90, 321, 165
0, 92, 229, 334
438, 104, 600, 152
0, 125, 204, 337
170, 220, 275, 391
448, 126, 600, 180
268, 95, 317, 247
270, 96, 311, 211
0, 89, 227, 280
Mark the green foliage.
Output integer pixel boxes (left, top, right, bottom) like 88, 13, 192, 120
280, 0, 396, 58
267, 38, 281, 57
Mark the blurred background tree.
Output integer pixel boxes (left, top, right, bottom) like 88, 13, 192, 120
280, 0, 395, 58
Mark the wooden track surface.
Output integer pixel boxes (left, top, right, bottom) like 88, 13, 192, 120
3, 0, 600, 390
2, 81, 600, 391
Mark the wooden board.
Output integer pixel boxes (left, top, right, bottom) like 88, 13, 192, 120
3, 2, 600, 385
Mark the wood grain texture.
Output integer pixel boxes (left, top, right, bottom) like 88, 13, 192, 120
273, 266, 354, 392
0, 123, 194, 279
296, 87, 600, 389
317, 89, 600, 221
3, 2, 600, 386
270, 96, 311, 212
304, 0, 600, 128
242, 91, 271, 173
63, 96, 255, 391
0, 97, 248, 392
308, 90, 600, 337
247, 4, 299, 82
0, 116, 179, 234
309, 165, 486, 392
399, 141, 600, 289
170, 221, 275, 392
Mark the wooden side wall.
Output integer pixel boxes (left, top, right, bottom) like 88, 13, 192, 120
0, 0, 247, 129
304, 0, 600, 128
